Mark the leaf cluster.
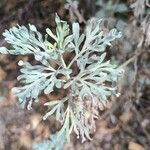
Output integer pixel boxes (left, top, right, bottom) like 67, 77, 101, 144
0, 15, 123, 149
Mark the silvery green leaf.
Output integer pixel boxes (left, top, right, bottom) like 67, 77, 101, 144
63, 35, 73, 49
104, 29, 122, 45
77, 34, 85, 47
55, 81, 62, 88
64, 80, 73, 89
72, 23, 80, 45
43, 105, 58, 120
116, 3, 128, 12
44, 100, 60, 106
0, 47, 9, 54
44, 80, 55, 94
79, 84, 92, 99
46, 28, 57, 41
43, 98, 67, 120
29, 24, 37, 32
57, 68, 72, 77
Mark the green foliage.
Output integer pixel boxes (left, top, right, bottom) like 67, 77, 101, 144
95, 0, 128, 18
0, 15, 123, 149
33, 131, 66, 150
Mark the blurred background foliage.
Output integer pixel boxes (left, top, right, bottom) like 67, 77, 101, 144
0, 0, 150, 150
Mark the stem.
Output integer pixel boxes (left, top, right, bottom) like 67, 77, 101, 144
44, 72, 54, 77
60, 55, 70, 79
119, 50, 141, 68
44, 66, 56, 72
60, 55, 67, 68
67, 40, 89, 69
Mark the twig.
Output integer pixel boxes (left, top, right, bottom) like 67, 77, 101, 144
118, 49, 143, 69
